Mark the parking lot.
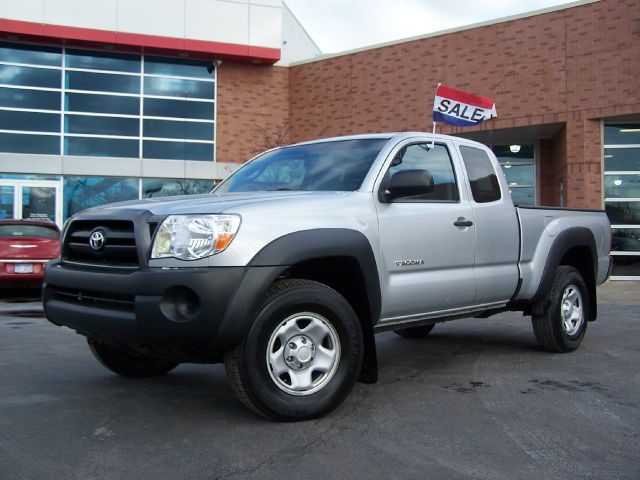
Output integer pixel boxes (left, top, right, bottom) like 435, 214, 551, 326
1, 283, 639, 480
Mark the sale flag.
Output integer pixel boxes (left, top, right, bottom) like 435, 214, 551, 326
433, 84, 497, 127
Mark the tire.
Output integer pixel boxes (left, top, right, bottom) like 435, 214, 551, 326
224, 279, 364, 421
532, 266, 589, 353
394, 323, 435, 338
88, 339, 178, 377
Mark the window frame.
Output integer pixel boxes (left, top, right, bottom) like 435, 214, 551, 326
377, 142, 461, 204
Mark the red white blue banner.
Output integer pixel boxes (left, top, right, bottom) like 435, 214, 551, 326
433, 84, 497, 127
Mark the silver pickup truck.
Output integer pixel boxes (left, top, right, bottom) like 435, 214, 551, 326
43, 133, 612, 421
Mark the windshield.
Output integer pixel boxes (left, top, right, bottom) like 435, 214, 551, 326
215, 138, 388, 193
0, 224, 59, 239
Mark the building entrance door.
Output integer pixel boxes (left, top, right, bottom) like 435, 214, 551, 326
0, 180, 62, 228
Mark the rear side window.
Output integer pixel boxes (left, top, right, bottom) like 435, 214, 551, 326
387, 144, 459, 201
459, 146, 502, 203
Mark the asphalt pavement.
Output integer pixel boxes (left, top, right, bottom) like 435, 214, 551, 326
0, 282, 638, 480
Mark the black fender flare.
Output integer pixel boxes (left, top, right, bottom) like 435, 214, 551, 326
214, 229, 382, 353
532, 227, 598, 321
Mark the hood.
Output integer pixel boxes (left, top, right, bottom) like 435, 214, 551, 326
0, 237, 60, 260
82, 191, 348, 216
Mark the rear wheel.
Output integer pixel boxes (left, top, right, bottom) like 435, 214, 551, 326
394, 323, 435, 338
532, 266, 589, 353
88, 339, 178, 377
224, 279, 364, 421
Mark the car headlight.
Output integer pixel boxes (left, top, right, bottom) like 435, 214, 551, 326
151, 214, 241, 260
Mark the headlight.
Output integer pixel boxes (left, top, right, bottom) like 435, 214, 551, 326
151, 214, 241, 260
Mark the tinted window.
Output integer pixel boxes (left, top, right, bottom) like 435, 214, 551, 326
65, 93, 139, 115
66, 49, 140, 73
0, 110, 59, 132
604, 148, 640, 172
459, 146, 502, 203
604, 124, 640, 145
387, 144, 459, 201
145, 56, 214, 80
217, 139, 387, 193
66, 71, 139, 94
144, 77, 214, 99
0, 224, 59, 238
605, 175, 640, 198
143, 119, 213, 140
144, 98, 214, 120
63, 177, 139, 219
65, 115, 139, 137
142, 178, 215, 197
611, 228, 640, 253
0, 65, 60, 88
64, 137, 138, 157
0, 42, 62, 66
0, 87, 60, 110
611, 255, 640, 277
605, 202, 640, 225
143, 140, 213, 161
0, 133, 59, 154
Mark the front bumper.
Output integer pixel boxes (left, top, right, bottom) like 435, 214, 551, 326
43, 260, 246, 347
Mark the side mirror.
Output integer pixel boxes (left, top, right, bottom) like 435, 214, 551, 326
386, 169, 434, 199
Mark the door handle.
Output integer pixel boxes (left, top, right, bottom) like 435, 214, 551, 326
453, 218, 473, 227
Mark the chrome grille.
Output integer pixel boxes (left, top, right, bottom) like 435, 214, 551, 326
63, 220, 138, 268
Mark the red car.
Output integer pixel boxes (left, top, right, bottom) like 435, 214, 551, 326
0, 219, 61, 287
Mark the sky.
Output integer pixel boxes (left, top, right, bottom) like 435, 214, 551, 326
285, 0, 579, 53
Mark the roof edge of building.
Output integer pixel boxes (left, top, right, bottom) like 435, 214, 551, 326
282, 0, 600, 67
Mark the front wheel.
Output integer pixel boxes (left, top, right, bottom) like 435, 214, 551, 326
532, 266, 589, 353
88, 339, 178, 377
224, 279, 364, 421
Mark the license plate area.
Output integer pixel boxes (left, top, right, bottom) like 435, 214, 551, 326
14, 264, 33, 274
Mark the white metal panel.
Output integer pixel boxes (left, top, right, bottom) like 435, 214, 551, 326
185, 0, 249, 45
250, 0, 281, 7
249, 4, 281, 48
141, 159, 187, 179
0, 0, 44, 23
0, 153, 62, 175
63, 155, 141, 177
117, 0, 185, 38
278, 3, 321, 64
44, 0, 117, 31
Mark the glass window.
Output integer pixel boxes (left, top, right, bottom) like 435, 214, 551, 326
63, 176, 139, 219
0, 110, 59, 132
143, 98, 214, 120
217, 139, 388, 193
387, 143, 459, 201
0, 87, 60, 110
493, 144, 534, 163
0, 42, 62, 66
22, 186, 56, 222
510, 187, 535, 206
143, 119, 213, 141
604, 148, 640, 171
142, 178, 215, 198
501, 165, 534, 186
66, 49, 140, 73
0, 65, 60, 88
65, 71, 139, 94
0, 174, 60, 180
65, 115, 139, 137
64, 137, 139, 158
605, 174, 640, 198
65, 92, 139, 115
143, 140, 213, 161
0, 185, 14, 219
145, 56, 215, 80
0, 223, 59, 238
605, 202, 640, 225
611, 228, 640, 253
459, 145, 502, 203
0, 133, 59, 154
611, 255, 640, 277
604, 124, 640, 145
144, 77, 214, 99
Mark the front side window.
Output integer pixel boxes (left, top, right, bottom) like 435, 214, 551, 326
216, 139, 388, 193
386, 143, 459, 201
459, 145, 502, 203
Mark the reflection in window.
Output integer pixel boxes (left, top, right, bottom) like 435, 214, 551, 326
0, 42, 62, 66
143, 119, 213, 140
65, 71, 139, 94
144, 77, 214, 99
142, 178, 215, 198
65, 115, 139, 137
144, 98, 214, 120
66, 49, 140, 73
63, 177, 138, 219
604, 148, 640, 172
460, 146, 501, 203
605, 202, 640, 225
0, 87, 60, 110
604, 124, 640, 145
145, 56, 215, 80
65, 93, 139, 115
143, 140, 213, 161
64, 137, 139, 157
493, 144, 535, 206
0, 186, 14, 219
0, 65, 60, 88
0, 133, 59, 154
0, 110, 59, 132
605, 174, 640, 199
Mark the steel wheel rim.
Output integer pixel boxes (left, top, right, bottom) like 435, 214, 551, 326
266, 312, 341, 396
560, 284, 584, 336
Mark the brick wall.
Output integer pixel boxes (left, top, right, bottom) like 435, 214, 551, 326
285, 0, 640, 208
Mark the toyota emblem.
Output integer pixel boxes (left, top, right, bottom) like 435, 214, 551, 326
89, 230, 106, 251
